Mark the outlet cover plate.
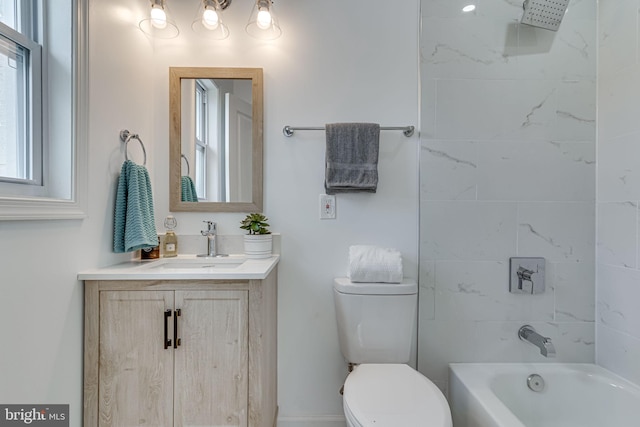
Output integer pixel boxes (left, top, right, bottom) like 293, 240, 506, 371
320, 194, 336, 219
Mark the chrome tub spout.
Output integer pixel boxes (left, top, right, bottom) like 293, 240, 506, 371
518, 325, 556, 357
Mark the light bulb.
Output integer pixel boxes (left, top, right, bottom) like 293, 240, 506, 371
150, 4, 167, 29
256, 8, 272, 30
202, 6, 220, 30
462, 4, 476, 12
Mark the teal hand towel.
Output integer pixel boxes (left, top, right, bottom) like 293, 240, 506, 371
181, 176, 198, 202
114, 160, 159, 253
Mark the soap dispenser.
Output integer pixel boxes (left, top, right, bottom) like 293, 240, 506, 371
163, 215, 178, 257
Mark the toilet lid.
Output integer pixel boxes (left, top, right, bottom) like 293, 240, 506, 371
334, 277, 417, 295
343, 364, 452, 427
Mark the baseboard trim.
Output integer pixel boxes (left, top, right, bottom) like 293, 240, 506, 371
277, 415, 347, 427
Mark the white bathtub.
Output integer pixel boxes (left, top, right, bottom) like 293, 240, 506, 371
449, 363, 640, 427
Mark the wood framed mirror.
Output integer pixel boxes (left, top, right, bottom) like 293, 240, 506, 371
169, 67, 263, 212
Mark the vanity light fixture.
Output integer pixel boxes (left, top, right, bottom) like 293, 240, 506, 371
192, 0, 230, 40
139, 0, 283, 40
139, 0, 179, 39
245, 0, 282, 40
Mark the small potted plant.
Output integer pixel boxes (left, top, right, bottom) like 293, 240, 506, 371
240, 213, 272, 259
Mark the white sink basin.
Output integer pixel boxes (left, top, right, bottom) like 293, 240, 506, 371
145, 257, 245, 270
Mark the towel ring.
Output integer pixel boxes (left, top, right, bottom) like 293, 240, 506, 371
181, 154, 190, 175
120, 129, 147, 166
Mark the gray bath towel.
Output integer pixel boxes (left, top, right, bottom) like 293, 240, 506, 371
325, 123, 380, 194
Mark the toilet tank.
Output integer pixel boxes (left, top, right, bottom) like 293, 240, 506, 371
333, 278, 418, 364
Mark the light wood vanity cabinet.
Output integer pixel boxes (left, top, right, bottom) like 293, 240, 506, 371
83, 270, 277, 427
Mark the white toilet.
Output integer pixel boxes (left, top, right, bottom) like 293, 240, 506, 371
333, 277, 452, 427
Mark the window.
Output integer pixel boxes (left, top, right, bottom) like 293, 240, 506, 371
0, 0, 87, 220
0, 1, 42, 191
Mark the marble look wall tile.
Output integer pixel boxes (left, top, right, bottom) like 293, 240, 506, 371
551, 262, 595, 322
417, 320, 595, 385
565, 0, 598, 20
598, 132, 640, 201
421, 0, 594, 21
420, 140, 595, 202
597, 323, 640, 386
517, 202, 595, 263
434, 79, 549, 140
420, 140, 477, 201
422, 0, 596, 22
515, 20, 596, 81
596, 0, 640, 386
420, 77, 437, 138
436, 80, 540, 140
422, 18, 519, 80
597, 264, 640, 340
420, 201, 517, 260
418, 0, 596, 388
435, 79, 595, 141
433, 260, 554, 321
598, 0, 638, 77
598, 66, 640, 141
421, 1, 595, 81
597, 202, 637, 268
476, 141, 595, 202
551, 80, 596, 141
419, 259, 436, 321
421, 0, 521, 20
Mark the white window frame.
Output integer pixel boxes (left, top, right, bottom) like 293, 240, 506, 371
0, 0, 87, 220
0, 22, 43, 192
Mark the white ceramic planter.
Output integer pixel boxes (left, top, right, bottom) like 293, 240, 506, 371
243, 234, 273, 259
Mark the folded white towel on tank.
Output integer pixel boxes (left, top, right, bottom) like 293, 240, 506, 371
348, 245, 403, 283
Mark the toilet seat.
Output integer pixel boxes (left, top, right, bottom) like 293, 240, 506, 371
343, 364, 452, 427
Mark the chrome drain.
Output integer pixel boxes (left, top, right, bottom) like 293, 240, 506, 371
527, 374, 545, 392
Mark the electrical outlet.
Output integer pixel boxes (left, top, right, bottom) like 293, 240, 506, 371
320, 194, 336, 219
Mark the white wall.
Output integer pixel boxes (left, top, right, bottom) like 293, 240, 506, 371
596, 0, 640, 385
0, 0, 153, 424
418, 0, 597, 391
147, 2, 419, 425
0, 1, 414, 423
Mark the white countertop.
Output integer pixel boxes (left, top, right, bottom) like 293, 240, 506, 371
78, 254, 279, 281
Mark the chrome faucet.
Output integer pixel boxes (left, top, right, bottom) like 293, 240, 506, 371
199, 221, 218, 257
518, 325, 556, 357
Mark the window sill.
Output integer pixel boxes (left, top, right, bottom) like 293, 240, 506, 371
0, 196, 87, 220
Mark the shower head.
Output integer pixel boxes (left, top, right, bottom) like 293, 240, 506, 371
521, 0, 569, 31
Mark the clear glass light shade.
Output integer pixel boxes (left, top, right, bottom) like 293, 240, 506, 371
139, 1, 179, 39
246, 0, 281, 40
192, 0, 230, 39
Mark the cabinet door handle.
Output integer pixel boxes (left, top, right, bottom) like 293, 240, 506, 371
174, 309, 181, 348
164, 309, 172, 349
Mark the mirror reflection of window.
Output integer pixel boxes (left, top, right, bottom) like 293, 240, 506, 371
194, 78, 226, 202
194, 81, 207, 200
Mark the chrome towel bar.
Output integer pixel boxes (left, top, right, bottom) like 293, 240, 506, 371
283, 125, 415, 138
